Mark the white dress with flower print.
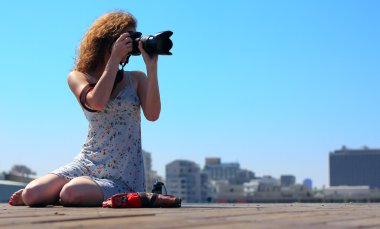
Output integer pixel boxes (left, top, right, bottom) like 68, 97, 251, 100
71, 72, 145, 192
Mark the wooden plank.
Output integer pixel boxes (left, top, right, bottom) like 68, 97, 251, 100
2, 203, 380, 228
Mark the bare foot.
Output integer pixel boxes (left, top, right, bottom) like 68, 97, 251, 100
9, 189, 26, 206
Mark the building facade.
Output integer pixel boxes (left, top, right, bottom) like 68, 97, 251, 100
281, 175, 296, 187
303, 178, 313, 190
330, 146, 380, 189
166, 160, 202, 203
142, 150, 163, 192
204, 160, 240, 181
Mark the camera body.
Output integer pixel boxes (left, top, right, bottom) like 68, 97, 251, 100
151, 181, 167, 195
129, 31, 173, 56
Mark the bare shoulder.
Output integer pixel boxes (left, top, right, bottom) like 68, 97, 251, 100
129, 70, 146, 82
67, 71, 90, 97
128, 71, 146, 97
128, 70, 146, 88
67, 71, 88, 86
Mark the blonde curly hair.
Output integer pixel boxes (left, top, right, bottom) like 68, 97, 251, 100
74, 11, 137, 73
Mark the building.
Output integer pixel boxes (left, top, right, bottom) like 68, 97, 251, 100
0, 171, 34, 203
0, 180, 27, 203
281, 184, 312, 198
215, 183, 245, 202
202, 157, 255, 201
255, 176, 282, 198
330, 146, 380, 189
200, 172, 212, 202
303, 178, 313, 190
142, 150, 163, 192
205, 157, 221, 165
203, 157, 240, 181
243, 179, 260, 197
280, 175, 296, 187
166, 160, 201, 203
324, 186, 370, 197
233, 169, 255, 185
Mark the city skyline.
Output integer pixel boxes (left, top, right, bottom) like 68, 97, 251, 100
3, 150, 380, 203
1, 1, 380, 189
4, 146, 377, 189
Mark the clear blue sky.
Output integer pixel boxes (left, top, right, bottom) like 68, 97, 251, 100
1, 1, 379, 188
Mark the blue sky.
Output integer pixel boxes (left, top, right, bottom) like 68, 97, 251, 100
1, 1, 379, 188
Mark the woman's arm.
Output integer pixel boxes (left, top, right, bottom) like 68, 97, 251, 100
137, 41, 161, 121
68, 33, 133, 111
83, 58, 119, 111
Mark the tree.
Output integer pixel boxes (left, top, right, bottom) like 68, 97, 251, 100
9, 164, 36, 177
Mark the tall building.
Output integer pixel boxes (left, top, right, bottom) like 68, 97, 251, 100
203, 157, 240, 181
142, 150, 160, 192
280, 175, 296, 187
329, 146, 380, 189
200, 172, 212, 202
166, 160, 202, 203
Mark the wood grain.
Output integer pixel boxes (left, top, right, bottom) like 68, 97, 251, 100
1, 203, 380, 228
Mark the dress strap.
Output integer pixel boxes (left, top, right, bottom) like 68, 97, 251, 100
127, 71, 133, 87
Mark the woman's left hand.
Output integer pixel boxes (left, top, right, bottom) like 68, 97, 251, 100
138, 41, 158, 70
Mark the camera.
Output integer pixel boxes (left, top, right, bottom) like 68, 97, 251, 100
129, 30, 173, 56
152, 181, 167, 195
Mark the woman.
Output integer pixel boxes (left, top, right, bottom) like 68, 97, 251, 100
9, 11, 160, 207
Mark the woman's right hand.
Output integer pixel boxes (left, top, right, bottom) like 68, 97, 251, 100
110, 32, 133, 63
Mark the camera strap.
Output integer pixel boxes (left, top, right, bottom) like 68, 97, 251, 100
113, 70, 123, 92
112, 60, 128, 92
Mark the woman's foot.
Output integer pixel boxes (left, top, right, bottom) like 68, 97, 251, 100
9, 189, 26, 206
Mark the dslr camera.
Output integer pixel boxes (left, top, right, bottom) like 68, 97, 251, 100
129, 30, 173, 56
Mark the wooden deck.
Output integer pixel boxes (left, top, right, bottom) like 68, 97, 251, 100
2, 203, 380, 228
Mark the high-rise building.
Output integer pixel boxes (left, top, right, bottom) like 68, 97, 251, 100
329, 146, 380, 189
280, 175, 296, 187
166, 160, 202, 203
142, 150, 160, 192
203, 157, 240, 181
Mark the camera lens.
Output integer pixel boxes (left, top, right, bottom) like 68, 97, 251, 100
128, 31, 173, 56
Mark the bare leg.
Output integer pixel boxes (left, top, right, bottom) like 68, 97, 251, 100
59, 176, 104, 207
10, 174, 68, 206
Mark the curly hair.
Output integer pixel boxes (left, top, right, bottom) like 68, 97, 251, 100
74, 11, 137, 73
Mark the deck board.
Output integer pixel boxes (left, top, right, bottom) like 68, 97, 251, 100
2, 203, 380, 228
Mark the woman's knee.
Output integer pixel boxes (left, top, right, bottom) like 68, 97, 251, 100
22, 174, 67, 206
22, 184, 46, 206
59, 183, 81, 206
59, 177, 103, 206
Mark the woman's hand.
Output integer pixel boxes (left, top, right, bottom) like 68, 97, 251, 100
138, 41, 158, 70
110, 32, 133, 63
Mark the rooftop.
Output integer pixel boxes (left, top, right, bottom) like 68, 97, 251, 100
331, 146, 380, 155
